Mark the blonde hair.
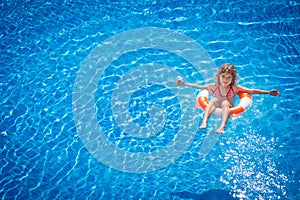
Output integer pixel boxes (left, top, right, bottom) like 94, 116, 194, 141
215, 63, 238, 86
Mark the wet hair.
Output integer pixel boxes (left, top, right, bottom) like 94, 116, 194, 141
215, 63, 238, 86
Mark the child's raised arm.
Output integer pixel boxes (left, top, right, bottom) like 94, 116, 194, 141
236, 85, 280, 96
175, 79, 211, 90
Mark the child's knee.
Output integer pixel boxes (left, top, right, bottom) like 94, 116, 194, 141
210, 98, 218, 104
221, 100, 231, 108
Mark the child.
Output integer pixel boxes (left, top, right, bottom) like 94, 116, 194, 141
176, 63, 280, 134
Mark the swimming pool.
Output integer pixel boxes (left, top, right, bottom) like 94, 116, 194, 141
1, 0, 299, 199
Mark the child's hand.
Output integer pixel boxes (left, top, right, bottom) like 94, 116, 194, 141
175, 79, 185, 86
269, 90, 280, 96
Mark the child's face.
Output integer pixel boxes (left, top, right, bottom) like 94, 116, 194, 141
219, 72, 233, 87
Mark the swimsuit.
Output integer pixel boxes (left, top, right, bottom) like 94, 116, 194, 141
211, 85, 235, 105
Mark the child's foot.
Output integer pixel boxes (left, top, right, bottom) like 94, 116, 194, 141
200, 121, 207, 129
215, 126, 225, 134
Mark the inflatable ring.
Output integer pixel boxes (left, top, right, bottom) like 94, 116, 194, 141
196, 90, 252, 117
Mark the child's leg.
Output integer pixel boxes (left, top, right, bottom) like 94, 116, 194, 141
200, 98, 218, 129
216, 100, 231, 134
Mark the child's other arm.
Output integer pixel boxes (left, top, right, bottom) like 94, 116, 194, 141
236, 85, 280, 96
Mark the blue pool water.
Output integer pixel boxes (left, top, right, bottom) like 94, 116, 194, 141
1, 0, 299, 199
